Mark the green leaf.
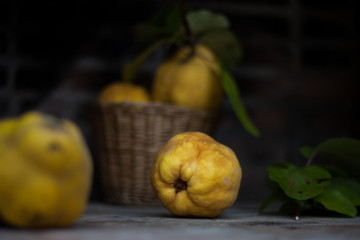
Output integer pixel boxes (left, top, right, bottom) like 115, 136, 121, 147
186, 9, 229, 36
202, 29, 241, 68
315, 188, 357, 217
300, 145, 314, 159
122, 39, 168, 83
314, 138, 360, 180
267, 164, 331, 200
329, 178, 360, 205
134, 3, 186, 45
220, 66, 260, 137
161, 4, 185, 31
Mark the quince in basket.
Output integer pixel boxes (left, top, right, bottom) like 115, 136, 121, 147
152, 44, 223, 111
151, 132, 242, 217
0, 111, 93, 228
98, 82, 150, 103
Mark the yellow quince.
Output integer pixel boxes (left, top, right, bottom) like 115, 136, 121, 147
152, 44, 223, 111
0, 111, 93, 228
98, 82, 150, 103
0, 118, 17, 152
151, 132, 241, 217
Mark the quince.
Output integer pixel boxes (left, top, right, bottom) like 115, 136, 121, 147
0, 118, 17, 152
0, 111, 93, 228
152, 44, 223, 111
98, 82, 150, 103
151, 132, 241, 217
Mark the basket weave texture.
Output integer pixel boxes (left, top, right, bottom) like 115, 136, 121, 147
92, 101, 218, 206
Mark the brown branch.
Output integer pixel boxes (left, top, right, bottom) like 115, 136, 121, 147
179, 0, 194, 46
305, 152, 317, 166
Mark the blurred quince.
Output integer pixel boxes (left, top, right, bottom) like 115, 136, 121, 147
152, 44, 223, 111
98, 82, 150, 103
0, 111, 93, 228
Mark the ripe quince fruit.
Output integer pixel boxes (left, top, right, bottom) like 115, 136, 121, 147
0, 118, 17, 153
98, 82, 150, 103
0, 111, 93, 228
152, 44, 223, 111
151, 132, 242, 217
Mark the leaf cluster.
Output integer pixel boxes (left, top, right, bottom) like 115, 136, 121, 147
134, 3, 241, 69
124, 3, 259, 137
260, 138, 360, 218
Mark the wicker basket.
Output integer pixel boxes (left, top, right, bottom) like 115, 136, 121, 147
91, 101, 219, 206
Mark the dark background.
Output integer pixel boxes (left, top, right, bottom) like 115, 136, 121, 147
1, 0, 359, 203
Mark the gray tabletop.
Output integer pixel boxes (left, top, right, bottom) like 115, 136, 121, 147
1, 202, 360, 240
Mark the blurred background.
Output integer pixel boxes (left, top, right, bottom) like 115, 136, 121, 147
0, 0, 359, 203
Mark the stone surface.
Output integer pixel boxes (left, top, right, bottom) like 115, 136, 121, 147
1, 202, 360, 240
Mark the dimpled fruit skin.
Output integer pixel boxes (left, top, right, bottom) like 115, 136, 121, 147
151, 132, 241, 217
152, 44, 223, 111
98, 82, 150, 103
0, 111, 93, 228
